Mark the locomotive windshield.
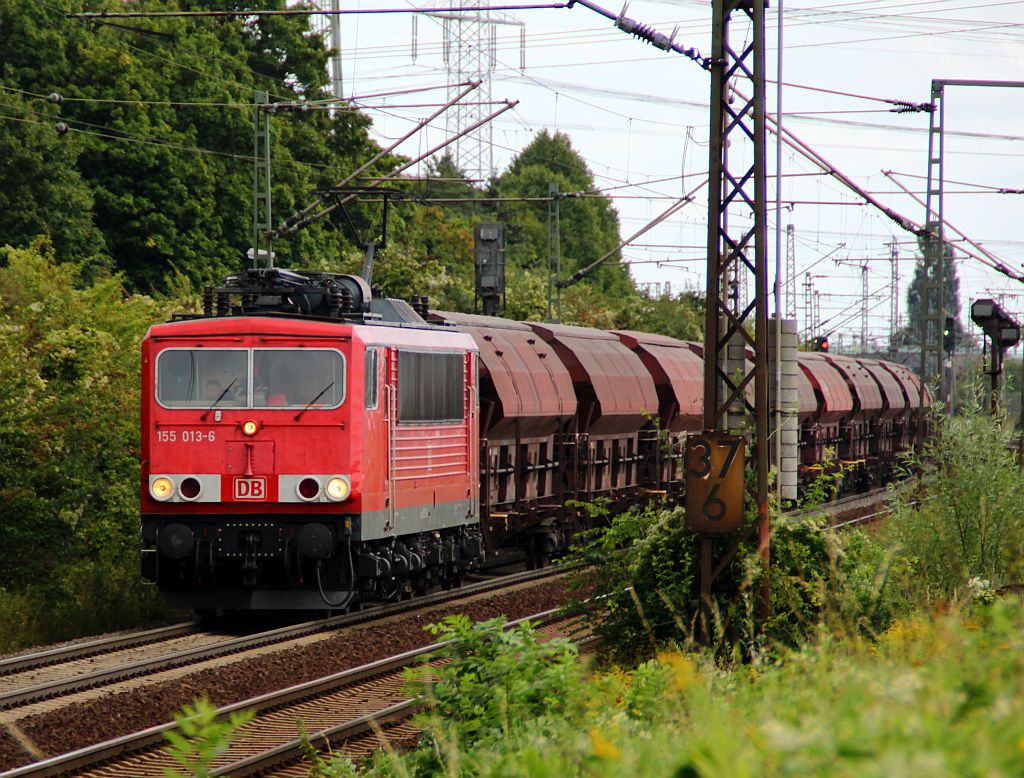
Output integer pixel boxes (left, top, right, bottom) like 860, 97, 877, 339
252, 349, 345, 408
156, 348, 345, 409
156, 349, 248, 407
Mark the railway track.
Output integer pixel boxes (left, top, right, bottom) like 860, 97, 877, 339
0, 623, 200, 677
790, 484, 913, 529
3, 609, 587, 777
0, 566, 562, 714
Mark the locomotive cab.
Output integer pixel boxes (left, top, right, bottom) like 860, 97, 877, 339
140, 269, 482, 612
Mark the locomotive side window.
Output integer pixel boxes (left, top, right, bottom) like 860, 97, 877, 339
397, 351, 464, 423
252, 349, 345, 408
364, 348, 379, 409
157, 349, 248, 407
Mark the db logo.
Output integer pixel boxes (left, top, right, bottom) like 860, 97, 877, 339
233, 477, 267, 500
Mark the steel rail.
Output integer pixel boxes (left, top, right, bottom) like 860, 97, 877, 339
0, 622, 198, 677
784, 485, 894, 520
3, 608, 577, 777
211, 701, 419, 777
0, 566, 565, 711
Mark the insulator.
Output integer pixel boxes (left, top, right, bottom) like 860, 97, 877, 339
216, 292, 229, 316
328, 287, 343, 317
340, 287, 353, 313
202, 286, 213, 317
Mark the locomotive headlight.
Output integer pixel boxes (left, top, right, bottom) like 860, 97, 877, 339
242, 420, 259, 436
325, 477, 351, 502
151, 477, 175, 502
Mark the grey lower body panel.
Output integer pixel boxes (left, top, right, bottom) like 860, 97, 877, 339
355, 498, 479, 541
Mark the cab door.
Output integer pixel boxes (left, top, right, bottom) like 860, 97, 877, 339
382, 347, 397, 534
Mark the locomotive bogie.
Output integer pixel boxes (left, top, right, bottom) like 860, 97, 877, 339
141, 516, 484, 610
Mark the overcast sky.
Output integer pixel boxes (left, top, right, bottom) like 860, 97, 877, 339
325, 0, 1024, 352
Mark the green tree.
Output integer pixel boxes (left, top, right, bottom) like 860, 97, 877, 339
495, 131, 629, 297
421, 153, 479, 210
0, 0, 390, 292
901, 233, 965, 349
0, 244, 165, 646
0, 91, 108, 272
615, 289, 705, 342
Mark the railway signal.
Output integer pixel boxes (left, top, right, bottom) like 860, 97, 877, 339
971, 299, 1021, 414
943, 317, 956, 355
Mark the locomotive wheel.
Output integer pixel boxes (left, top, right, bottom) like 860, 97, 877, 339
526, 536, 553, 570
412, 575, 431, 597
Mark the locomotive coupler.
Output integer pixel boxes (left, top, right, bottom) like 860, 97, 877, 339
241, 532, 260, 586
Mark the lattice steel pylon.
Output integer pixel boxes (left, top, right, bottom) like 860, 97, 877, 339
889, 237, 900, 357
784, 223, 797, 320
702, 0, 769, 610
439, 1, 523, 182
921, 80, 946, 410
309, 1, 344, 100
252, 90, 273, 267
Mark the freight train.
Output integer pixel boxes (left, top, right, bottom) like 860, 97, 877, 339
140, 267, 927, 612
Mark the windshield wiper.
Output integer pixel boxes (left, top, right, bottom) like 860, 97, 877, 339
294, 381, 334, 421
200, 377, 237, 421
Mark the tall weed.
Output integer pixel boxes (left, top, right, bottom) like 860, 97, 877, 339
163, 697, 253, 778
886, 405, 1024, 599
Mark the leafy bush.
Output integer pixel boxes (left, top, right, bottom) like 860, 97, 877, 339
405, 615, 579, 759
567, 503, 699, 660
566, 499, 872, 662
309, 614, 581, 776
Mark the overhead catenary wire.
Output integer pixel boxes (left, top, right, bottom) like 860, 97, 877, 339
556, 178, 709, 289
882, 170, 1024, 282
69, 4, 570, 19
335, 0, 1024, 63
274, 97, 520, 239
878, 170, 1024, 195
271, 80, 481, 239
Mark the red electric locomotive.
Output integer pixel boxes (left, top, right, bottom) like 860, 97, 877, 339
140, 269, 482, 611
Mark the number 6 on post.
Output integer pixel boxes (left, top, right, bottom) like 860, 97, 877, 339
684, 432, 745, 533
